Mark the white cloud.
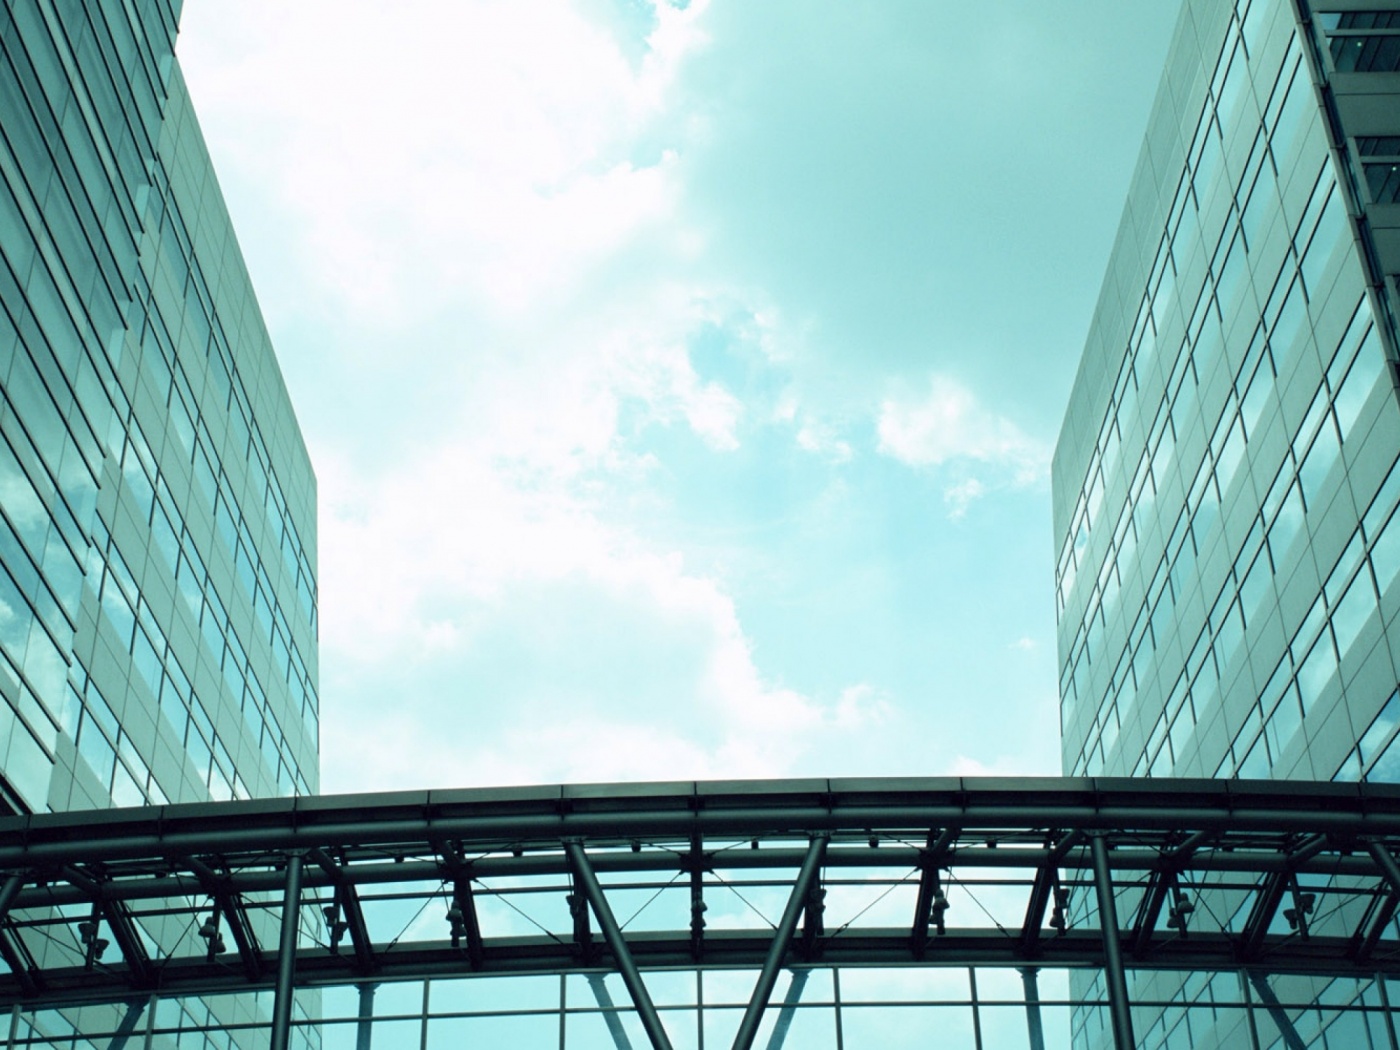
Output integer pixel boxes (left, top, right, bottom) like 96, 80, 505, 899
876, 374, 1048, 482
176, 1, 1081, 794
314, 433, 883, 790
795, 422, 853, 464
942, 477, 985, 520
875, 374, 1050, 518
179, 0, 711, 322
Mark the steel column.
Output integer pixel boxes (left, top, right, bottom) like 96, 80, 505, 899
731, 834, 829, 1050
1378, 971, 1399, 1050
969, 968, 983, 1050
1019, 967, 1045, 1050
1089, 833, 1134, 1050
142, 993, 156, 1050
564, 840, 673, 1050
270, 853, 303, 1050
1238, 970, 1262, 1050
356, 983, 376, 1050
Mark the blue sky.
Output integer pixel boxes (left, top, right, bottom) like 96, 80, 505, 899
178, 0, 1182, 791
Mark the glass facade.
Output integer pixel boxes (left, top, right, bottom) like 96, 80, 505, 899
1, 4, 319, 1046
1054, 0, 1400, 1046
1055, 0, 1400, 785
0, 1, 318, 818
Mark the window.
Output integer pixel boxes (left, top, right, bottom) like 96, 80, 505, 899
1364, 162, 1400, 204
1328, 26, 1400, 72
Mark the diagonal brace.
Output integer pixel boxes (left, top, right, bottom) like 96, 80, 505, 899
732, 833, 829, 1050
449, 879, 485, 970
311, 849, 377, 975
565, 840, 673, 1050
1241, 870, 1289, 960
187, 856, 264, 980
1131, 868, 1173, 958
911, 827, 955, 958
1356, 840, 1400, 960
100, 898, 154, 986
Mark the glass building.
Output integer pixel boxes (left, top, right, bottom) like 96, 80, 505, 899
1054, 0, 1400, 1046
0, 1, 318, 817
1, 1, 320, 1046
1055, 0, 1400, 790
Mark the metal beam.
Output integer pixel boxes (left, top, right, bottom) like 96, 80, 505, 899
270, 853, 304, 1050
10, 778, 1400, 871
1369, 839, 1400, 896
0, 873, 21, 921
1131, 869, 1172, 958
1241, 870, 1289, 961
1168, 828, 1216, 859
311, 848, 377, 975
1020, 864, 1056, 957
100, 898, 154, 986
430, 843, 483, 972
798, 874, 825, 962
450, 880, 484, 970
9, 778, 1400, 1017
1356, 841, 1400, 961
564, 840, 673, 1050
0, 924, 36, 997
732, 834, 829, 1050
186, 856, 264, 980
0, 872, 30, 997
1089, 832, 1134, 1050
1353, 890, 1397, 963
689, 832, 706, 963
911, 828, 954, 958
339, 883, 376, 974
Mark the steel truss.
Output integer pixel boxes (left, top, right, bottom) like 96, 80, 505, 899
4, 776, 1400, 1050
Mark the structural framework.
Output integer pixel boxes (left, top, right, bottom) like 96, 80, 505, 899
4, 777, 1400, 1049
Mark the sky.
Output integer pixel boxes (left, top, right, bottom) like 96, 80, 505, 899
176, 0, 1183, 794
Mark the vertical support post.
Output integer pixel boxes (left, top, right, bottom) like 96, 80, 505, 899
1020, 967, 1046, 1050
142, 993, 157, 1050
7, 1003, 19, 1050
420, 980, 431, 1050
565, 840, 673, 1050
270, 853, 304, 1050
697, 969, 705, 1050
1377, 971, 1398, 1050
732, 834, 829, 1050
833, 968, 844, 1050
1089, 832, 1134, 1050
355, 983, 376, 1050
1238, 970, 1262, 1050
559, 973, 567, 1050
969, 968, 984, 1050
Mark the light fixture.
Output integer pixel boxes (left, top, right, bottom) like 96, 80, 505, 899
199, 913, 226, 957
